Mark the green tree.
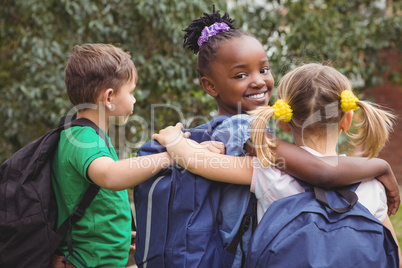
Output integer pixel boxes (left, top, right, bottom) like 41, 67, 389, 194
0, 0, 224, 161
230, 0, 401, 142
0, 0, 400, 162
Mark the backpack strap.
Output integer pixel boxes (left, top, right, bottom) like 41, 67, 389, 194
67, 117, 111, 152
57, 116, 137, 263
56, 116, 109, 264
226, 194, 257, 266
296, 178, 360, 214
314, 184, 359, 213
59, 184, 100, 264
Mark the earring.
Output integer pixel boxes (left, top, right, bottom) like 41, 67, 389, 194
108, 103, 116, 111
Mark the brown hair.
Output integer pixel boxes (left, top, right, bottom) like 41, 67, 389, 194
250, 63, 396, 165
65, 43, 136, 107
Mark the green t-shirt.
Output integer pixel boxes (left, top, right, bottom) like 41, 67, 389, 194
51, 126, 131, 267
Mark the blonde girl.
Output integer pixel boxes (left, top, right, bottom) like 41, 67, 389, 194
249, 63, 401, 265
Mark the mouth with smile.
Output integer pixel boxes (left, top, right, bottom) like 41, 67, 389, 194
246, 91, 268, 101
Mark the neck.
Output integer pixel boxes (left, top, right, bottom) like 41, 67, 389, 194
76, 108, 109, 133
291, 129, 340, 156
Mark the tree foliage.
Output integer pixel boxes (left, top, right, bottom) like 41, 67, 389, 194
1, 0, 400, 161
231, 0, 401, 86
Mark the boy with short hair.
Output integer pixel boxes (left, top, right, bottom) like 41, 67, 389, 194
51, 43, 172, 267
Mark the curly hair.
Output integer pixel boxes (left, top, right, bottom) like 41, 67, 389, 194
183, 6, 252, 78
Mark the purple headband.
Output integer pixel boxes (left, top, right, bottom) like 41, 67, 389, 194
197, 22, 231, 47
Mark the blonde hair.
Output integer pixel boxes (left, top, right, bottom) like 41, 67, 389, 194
250, 63, 395, 166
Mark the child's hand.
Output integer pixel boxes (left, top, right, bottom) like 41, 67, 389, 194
153, 123, 191, 147
199, 141, 225, 154
376, 167, 400, 215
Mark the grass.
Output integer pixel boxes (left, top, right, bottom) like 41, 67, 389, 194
391, 208, 402, 245
389, 187, 402, 246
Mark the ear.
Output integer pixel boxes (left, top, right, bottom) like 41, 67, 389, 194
99, 88, 114, 110
340, 111, 353, 132
200, 77, 218, 98
278, 120, 291, 133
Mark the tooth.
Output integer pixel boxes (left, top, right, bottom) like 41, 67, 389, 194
249, 93, 264, 99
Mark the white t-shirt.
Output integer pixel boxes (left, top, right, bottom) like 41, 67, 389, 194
250, 146, 388, 223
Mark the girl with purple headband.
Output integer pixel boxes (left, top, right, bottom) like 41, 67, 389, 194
141, 7, 400, 268
180, 8, 399, 208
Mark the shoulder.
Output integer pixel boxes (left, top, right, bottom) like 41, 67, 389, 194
211, 114, 252, 156
212, 114, 252, 138
220, 114, 253, 127
61, 125, 99, 142
251, 157, 304, 198
60, 126, 113, 157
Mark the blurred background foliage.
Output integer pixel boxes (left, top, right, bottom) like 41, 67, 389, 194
0, 0, 401, 161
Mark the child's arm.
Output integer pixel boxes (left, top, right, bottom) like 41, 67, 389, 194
87, 152, 173, 191
154, 130, 254, 185
153, 123, 400, 214
264, 132, 392, 187
382, 216, 402, 267
153, 123, 394, 186
265, 134, 399, 214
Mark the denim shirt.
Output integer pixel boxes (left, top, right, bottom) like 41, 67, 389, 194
211, 114, 267, 267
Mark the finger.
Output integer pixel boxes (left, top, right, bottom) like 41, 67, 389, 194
388, 197, 399, 215
210, 141, 225, 154
152, 134, 158, 140
175, 122, 183, 129
183, 131, 191, 138
392, 200, 400, 215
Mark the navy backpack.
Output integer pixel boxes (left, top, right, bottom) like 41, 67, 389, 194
245, 181, 399, 268
134, 115, 256, 268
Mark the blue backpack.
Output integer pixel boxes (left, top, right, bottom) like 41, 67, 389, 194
134, 115, 256, 268
245, 181, 399, 268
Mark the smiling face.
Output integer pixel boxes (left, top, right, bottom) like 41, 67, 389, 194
202, 35, 274, 115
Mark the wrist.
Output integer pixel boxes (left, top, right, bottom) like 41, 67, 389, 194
372, 158, 390, 178
161, 152, 174, 167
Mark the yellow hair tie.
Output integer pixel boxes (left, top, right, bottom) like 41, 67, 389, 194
272, 99, 293, 122
340, 90, 359, 112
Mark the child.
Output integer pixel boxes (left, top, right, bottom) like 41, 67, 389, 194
249, 63, 401, 264
249, 63, 398, 223
153, 63, 401, 264
138, 8, 400, 268
50, 43, 175, 268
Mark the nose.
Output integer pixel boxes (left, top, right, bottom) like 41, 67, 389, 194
251, 74, 266, 89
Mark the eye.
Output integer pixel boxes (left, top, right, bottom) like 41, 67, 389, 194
260, 67, 270, 74
235, 73, 247, 79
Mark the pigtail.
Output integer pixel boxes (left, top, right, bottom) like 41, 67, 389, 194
249, 106, 279, 166
349, 100, 396, 158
